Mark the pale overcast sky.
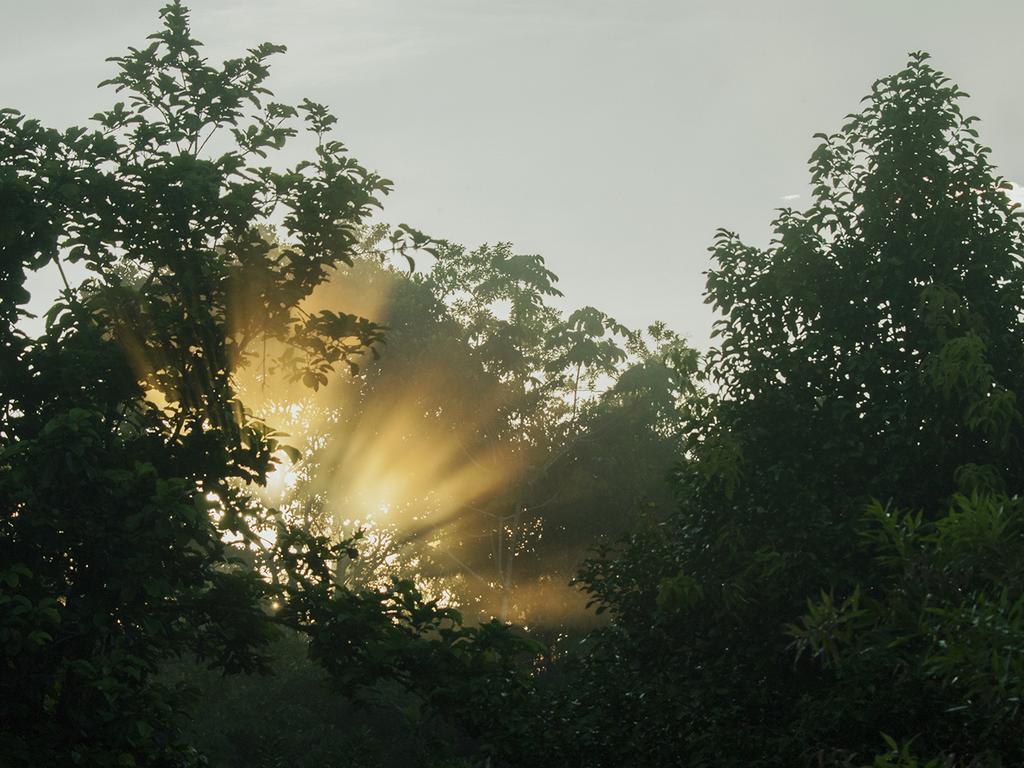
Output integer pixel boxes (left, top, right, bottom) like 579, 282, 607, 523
3, 1, 1023, 347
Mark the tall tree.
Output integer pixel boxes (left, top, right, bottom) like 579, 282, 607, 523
0, 4, 504, 765
569, 53, 1024, 767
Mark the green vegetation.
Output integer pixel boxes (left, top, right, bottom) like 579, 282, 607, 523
2, 4, 1022, 767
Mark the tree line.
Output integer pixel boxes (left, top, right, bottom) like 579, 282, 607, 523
2, 4, 1023, 767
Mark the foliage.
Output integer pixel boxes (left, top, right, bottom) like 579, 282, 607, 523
555, 53, 1024, 767
7, 5, 1022, 767
0, 4, 522, 765
249, 239, 696, 628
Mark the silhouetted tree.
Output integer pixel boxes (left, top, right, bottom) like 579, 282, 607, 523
565, 53, 1024, 767
0, 4, 532, 766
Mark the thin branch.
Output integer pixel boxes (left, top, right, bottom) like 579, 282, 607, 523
54, 253, 73, 293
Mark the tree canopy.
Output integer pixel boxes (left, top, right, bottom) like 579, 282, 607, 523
0, 4, 531, 764
3, 6, 1024, 768
565, 51, 1024, 768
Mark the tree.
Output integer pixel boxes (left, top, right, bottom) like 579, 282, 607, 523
566, 53, 1024, 767
701, 51, 1024, 518
243, 237, 696, 633
0, 4, 517, 765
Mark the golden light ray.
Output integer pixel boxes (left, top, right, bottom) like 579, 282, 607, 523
220, 248, 583, 625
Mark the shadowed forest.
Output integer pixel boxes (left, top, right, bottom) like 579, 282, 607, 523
4, 4, 1024, 767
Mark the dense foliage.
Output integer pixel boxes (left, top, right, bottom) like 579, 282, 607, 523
553, 52, 1024, 767
0, 5, 537, 765
245, 238, 695, 627
3, 5, 1023, 767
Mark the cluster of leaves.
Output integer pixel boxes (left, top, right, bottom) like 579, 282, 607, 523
789, 494, 1024, 746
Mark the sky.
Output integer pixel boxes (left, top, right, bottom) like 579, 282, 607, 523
3, 1, 1023, 348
